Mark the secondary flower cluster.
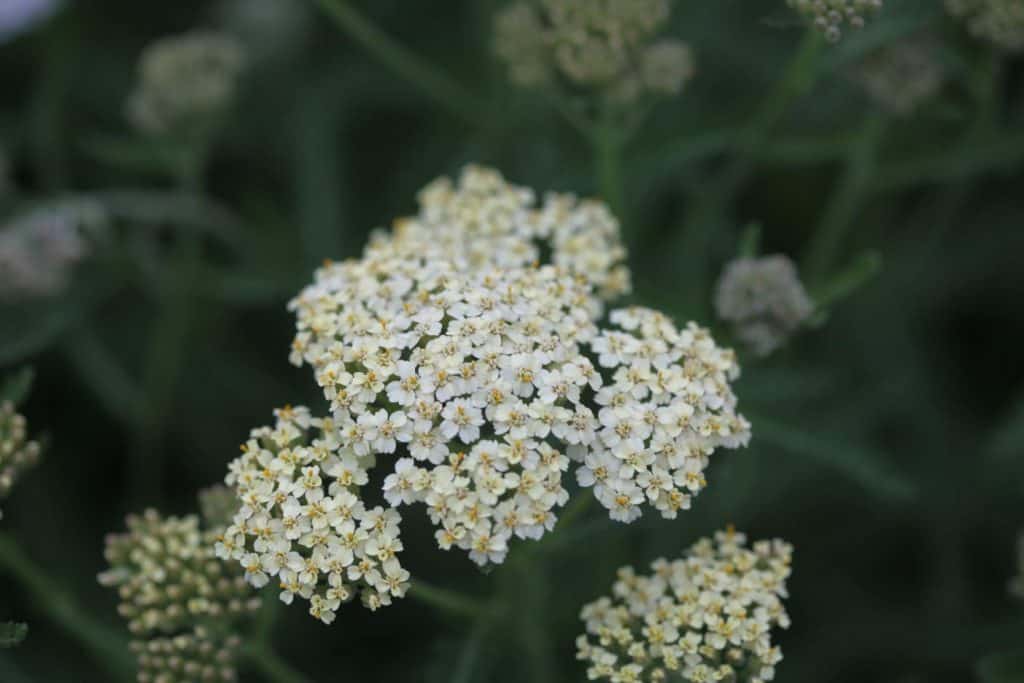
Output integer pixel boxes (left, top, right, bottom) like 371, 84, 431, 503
494, 0, 694, 101
0, 199, 105, 300
577, 529, 792, 683
576, 308, 750, 522
217, 406, 411, 625
0, 401, 40, 520
787, 0, 884, 42
220, 165, 749, 623
946, 0, 1024, 51
128, 30, 246, 137
99, 509, 260, 681
855, 39, 944, 116
714, 255, 814, 357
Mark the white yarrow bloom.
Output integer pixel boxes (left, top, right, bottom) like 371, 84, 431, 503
577, 529, 793, 683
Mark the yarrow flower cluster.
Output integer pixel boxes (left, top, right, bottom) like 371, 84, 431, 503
0, 401, 40, 521
99, 509, 260, 681
577, 308, 750, 523
494, 0, 695, 101
576, 529, 793, 683
127, 30, 246, 137
787, 0, 884, 43
369, 165, 631, 305
946, 0, 1024, 51
714, 255, 814, 357
855, 39, 944, 116
0, 199, 105, 300
217, 407, 412, 624
220, 164, 750, 623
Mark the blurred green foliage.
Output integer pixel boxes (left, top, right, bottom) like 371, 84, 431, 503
1, 1, 1023, 682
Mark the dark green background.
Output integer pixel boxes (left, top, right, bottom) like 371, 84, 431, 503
1, 1, 1023, 681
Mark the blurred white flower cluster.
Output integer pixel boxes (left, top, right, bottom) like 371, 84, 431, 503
99, 509, 260, 682
0, 199, 105, 300
576, 528, 792, 683
714, 255, 814, 357
220, 165, 749, 623
128, 30, 246, 137
946, 0, 1024, 51
0, 401, 40, 521
787, 0, 884, 43
494, 0, 695, 101
855, 39, 944, 116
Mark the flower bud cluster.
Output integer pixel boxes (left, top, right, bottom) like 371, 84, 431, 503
494, 0, 694, 101
855, 40, 944, 116
132, 627, 241, 683
577, 308, 750, 523
577, 529, 792, 683
100, 510, 259, 680
217, 406, 411, 625
0, 401, 41, 519
787, 0, 884, 42
714, 255, 814, 357
127, 31, 246, 137
0, 199, 105, 300
946, 0, 1024, 51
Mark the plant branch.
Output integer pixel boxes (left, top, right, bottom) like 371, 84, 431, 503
242, 642, 314, 683
407, 579, 493, 620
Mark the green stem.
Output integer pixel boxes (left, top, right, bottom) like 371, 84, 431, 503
242, 642, 313, 683
312, 0, 491, 128
803, 112, 887, 285
407, 579, 492, 620
592, 122, 626, 225
810, 249, 882, 311
0, 534, 134, 681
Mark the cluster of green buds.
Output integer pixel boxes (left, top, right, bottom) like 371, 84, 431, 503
99, 508, 260, 682
494, 0, 694, 102
946, 0, 1024, 51
127, 30, 246, 139
0, 401, 41, 520
132, 627, 242, 683
787, 0, 885, 42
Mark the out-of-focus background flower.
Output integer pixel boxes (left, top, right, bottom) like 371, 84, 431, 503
1, 1, 1023, 681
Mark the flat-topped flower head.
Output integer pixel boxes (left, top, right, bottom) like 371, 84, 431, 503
290, 262, 602, 567
217, 407, 412, 623
714, 255, 814, 357
946, 0, 1024, 51
787, 0, 884, 43
577, 528, 793, 683
0, 400, 41, 520
494, 0, 694, 102
127, 30, 246, 137
577, 307, 750, 523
